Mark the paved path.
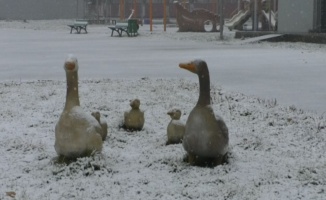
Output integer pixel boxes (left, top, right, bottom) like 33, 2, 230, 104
0, 26, 325, 114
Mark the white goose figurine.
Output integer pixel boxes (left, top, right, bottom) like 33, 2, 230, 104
123, 99, 145, 131
91, 111, 108, 141
166, 109, 185, 145
55, 55, 103, 159
179, 59, 229, 167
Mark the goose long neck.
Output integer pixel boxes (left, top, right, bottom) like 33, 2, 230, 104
64, 71, 80, 110
197, 68, 211, 106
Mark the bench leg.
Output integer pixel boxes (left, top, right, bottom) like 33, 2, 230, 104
80, 26, 87, 34
70, 27, 73, 34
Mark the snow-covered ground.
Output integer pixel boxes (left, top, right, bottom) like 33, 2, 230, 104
0, 20, 325, 199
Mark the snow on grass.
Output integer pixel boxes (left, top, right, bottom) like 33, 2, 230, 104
0, 19, 325, 200
0, 78, 325, 200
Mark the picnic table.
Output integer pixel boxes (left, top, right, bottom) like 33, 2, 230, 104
68, 20, 88, 34
108, 19, 139, 37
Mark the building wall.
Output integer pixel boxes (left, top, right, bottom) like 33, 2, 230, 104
0, 0, 84, 20
278, 0, 315, 33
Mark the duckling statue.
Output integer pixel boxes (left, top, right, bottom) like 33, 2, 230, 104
54, 55, 103, 160
123, 99, 145, 131
179, 59, 229, 167
91, 111, 108, 141
166, 109, 185, 145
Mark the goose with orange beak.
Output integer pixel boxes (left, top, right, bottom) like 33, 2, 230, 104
179, 59, 229, 167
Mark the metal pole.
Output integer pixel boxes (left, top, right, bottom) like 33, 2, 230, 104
215, 0, 218, 14
254, 0, 257, 31
150, 0, 153, 32
120, 0, 124, 20
83, 0, 85, 18
212, 0, 216, 13
269, 0, 272, 30
133, 0, 137, 18
96, 0, 99, 21
164, 0, 167, 31
109, 0, 112, 19
76, 0, 79, 18
238, 0, 241, 11
219, 0, 224, 40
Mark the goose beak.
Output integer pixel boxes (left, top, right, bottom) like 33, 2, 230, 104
65, 61, 76, 71
179, 62, 196, 73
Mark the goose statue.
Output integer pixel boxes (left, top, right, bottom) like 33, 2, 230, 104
91, 111, 108, 141
166, 109, 185, 145
179, 59, 229, 167
123, 99, 145, 131
54, 55, 103, 159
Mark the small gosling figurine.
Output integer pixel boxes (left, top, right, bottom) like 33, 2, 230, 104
123, 99, 145, 131
166, 109, 185, 145
91, 111, 108, 141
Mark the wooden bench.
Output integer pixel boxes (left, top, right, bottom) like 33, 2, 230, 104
68, 20, 88, 34
108, 19, 139, 37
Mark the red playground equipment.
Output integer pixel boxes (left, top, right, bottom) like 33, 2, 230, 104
174, 1, 219, 32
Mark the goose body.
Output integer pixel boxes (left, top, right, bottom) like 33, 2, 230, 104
123, 99, 144, 131
54, 55, 103, 159
166, 109, 185, 145
91, 111, 108, 141
179, 59, 229, 166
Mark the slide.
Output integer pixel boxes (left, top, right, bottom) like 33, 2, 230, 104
225, 10, 250, 31
225, 10, 245, 23
262, 10, 276, 30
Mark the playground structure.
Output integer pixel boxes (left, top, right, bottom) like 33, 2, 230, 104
174, 1, 219, 32
261, 9, 277, 30
225, 0, 277, 31
83, 0, 277, 33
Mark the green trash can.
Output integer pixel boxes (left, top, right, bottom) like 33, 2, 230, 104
128, 19, 139, 36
